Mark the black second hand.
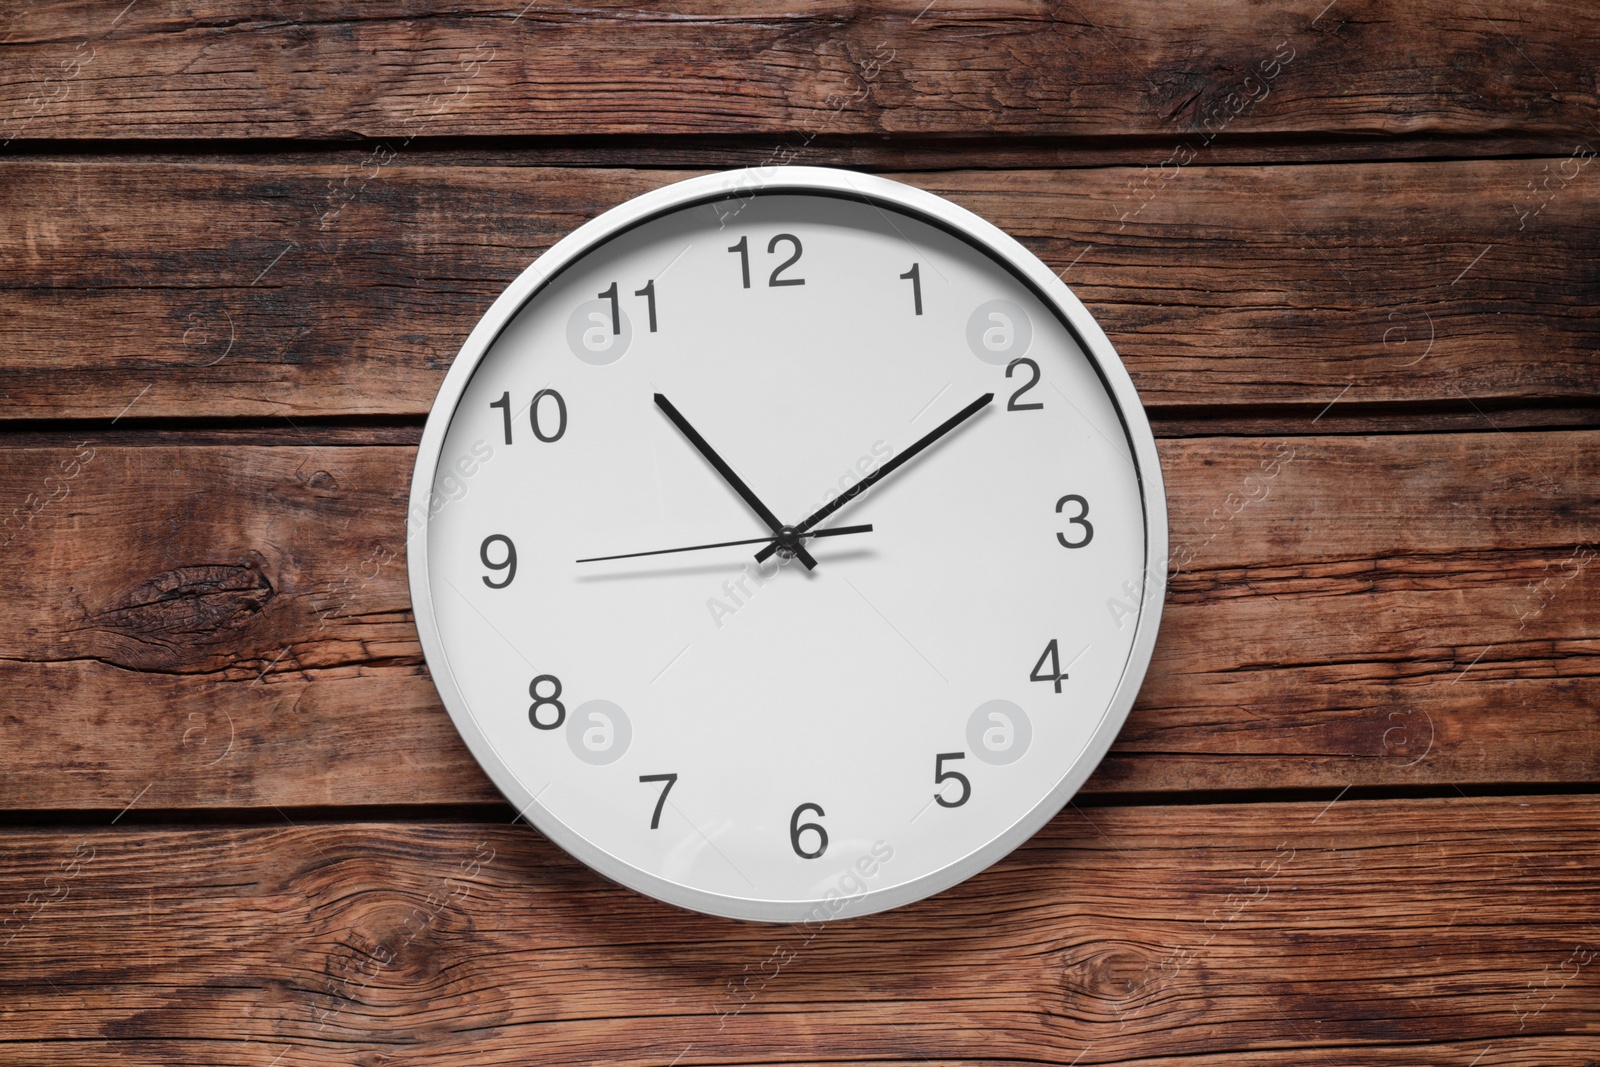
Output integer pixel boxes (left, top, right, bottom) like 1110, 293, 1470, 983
577, 524, 873, 564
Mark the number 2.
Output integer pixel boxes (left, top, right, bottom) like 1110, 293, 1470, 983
766, 234, 804, 286
1006, 358, 1043, 411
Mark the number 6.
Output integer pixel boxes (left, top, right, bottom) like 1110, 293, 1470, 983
788, 803, 828, 859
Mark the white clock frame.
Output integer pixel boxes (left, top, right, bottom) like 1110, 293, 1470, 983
407, 167, 1167, 922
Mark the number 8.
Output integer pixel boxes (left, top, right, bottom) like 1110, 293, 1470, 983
528, 674, 565, 730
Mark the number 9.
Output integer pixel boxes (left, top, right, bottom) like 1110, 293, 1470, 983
480, 534, 517, 588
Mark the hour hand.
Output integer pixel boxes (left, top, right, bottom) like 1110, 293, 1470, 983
654, 393, 818, 569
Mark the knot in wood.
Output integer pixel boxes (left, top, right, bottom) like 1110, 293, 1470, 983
1059, 941, 1184, 1020
89, 562, 275, 670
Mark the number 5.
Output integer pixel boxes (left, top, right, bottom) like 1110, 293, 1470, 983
934, 752, 971, 808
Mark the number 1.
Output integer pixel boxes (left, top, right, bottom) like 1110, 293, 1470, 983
598, 282, 620, 335
634, 279, 657, 332
728, 236, 750, 289
639, 773, 678, 829
899, 263, 922, 315
489, 391, 512, 445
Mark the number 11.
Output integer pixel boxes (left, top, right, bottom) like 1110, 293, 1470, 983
598, 280, 659, 334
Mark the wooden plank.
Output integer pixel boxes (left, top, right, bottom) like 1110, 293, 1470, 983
2, 1, 1596, 144
7, 130, 1593, 172
0, 796, 1595, 1063
1, 431, 1594, 811
2, 158, 1596, 422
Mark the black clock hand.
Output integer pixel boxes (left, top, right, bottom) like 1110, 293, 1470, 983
576, 523, 873, 564
755, 392, 993, 564
654, 393, 819, 570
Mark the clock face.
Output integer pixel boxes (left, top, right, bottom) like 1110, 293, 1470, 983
410, 169, 1165, 922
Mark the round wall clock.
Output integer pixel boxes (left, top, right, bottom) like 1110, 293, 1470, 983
408, 167, 1166, 922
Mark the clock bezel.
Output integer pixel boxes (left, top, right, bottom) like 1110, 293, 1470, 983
407, 166, 1168, 922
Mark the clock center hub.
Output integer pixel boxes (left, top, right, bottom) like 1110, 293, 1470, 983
773, 525, 802, 560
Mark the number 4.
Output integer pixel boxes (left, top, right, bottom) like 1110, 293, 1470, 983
1030, 639, 1069, 693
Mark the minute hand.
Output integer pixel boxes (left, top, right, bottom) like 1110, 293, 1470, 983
755, 392, 993, 564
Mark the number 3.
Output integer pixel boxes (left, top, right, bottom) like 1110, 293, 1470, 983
1056, 494, 1093, 548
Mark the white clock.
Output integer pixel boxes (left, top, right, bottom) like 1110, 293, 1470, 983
408, 167, 1166, 922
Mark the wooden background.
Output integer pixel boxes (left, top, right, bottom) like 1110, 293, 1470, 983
2, 2, 1597, 1063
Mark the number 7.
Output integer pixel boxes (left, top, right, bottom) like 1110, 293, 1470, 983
639, 773, 678, 830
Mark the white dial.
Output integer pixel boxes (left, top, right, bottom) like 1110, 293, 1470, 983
409, 168, 1166, 921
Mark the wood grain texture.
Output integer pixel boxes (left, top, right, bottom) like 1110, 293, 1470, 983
3, 0, 1597, 144
2, 431, 1594, 810
2, 158, 1597, 423
5, 0, 1595, 1058
1, 796, 1596, 1063
8, 130, 1593, 172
